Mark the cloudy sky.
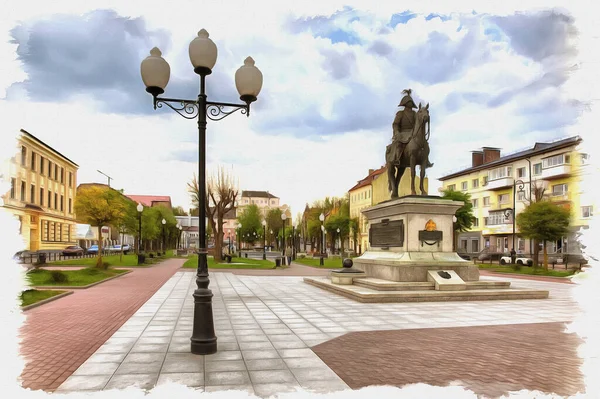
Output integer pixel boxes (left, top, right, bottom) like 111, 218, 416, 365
0, 0, 594, 221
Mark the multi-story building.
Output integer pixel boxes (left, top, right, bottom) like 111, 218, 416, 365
237, 190, 290, 218
349, 166, 428, 254
2, 129, 79, 251
438, 136, 591, 256
126, 195, 172, 209
175, 207, 238, 249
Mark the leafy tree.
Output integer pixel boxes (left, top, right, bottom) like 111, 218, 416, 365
349, 217, 360, 253
441, 188, 474, 251
237, 204, 262, 247
188, 167, 238, 261
325, 214, 350, 254
172, 206, 188, 216
75, 185, 126, 268
111, 198, 138, 260
517, 200, 570, 270
264, 208, 283, 248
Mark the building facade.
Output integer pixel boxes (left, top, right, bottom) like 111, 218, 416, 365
237, 190, 290, 218
2, 129, 79, 251
438, 136, 592, 256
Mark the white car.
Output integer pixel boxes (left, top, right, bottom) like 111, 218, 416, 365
500, 256, 533, 266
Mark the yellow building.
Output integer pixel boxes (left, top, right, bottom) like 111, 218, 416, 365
438, 136, 592, 257
2, 129, 79, 251
349, 166, 428, 253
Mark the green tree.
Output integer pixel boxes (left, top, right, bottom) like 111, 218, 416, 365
265, 208, 283, 248
516, 200, 570, 270
172, 206, 188, 216
75, 185, 126, 268
349, 217, 360, 254
237, 204, 262, 247
441, 188, 474, 251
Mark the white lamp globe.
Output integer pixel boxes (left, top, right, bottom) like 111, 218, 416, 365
319, 213, 325, 222
281, 213, 287, 221
235, 56, 263, 103
140, 47, 170, 96
137, 203, 144, 213
189, 29, 218, 75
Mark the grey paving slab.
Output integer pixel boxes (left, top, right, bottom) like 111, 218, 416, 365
57, 271, 578, 394
204, 384, 254, 394
253, 383, 303, 397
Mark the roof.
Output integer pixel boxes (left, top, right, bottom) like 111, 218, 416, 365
126, 195, 172, 208
349, 166, 387, 192
241, 190, 278, 199
439, 136, 582, 181
20, 129, 79, 167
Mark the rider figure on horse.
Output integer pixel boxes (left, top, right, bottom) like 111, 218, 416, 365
387, 88, 434, 168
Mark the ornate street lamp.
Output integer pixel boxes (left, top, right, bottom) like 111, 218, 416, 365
292, 222, 297, 261
336, 227, 340, 255
137, 203, 144, 262
161, 218, 166, 255
319, 213, 325, 266
237, 223, 242, 256
281, 213, 287, 264
262, 220, 267, 260
141, 29, 263, 355
503, 179, 528, 260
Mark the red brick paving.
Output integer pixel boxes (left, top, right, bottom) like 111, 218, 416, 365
19, 258, 184, 392
313, 322, 585, 398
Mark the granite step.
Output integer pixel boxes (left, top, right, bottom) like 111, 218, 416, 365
353, 277, 435, 291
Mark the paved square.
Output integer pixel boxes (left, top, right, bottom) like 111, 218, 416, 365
55, 271, 582, 397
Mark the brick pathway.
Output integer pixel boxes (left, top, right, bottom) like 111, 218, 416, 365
19, 258, 185, 392
312, 322, 585, 398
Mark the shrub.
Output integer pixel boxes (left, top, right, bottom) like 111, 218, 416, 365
299, 254, 306, 259
49, 271, 69, 284
82, 268, 101, 275
149, 253, 155, 258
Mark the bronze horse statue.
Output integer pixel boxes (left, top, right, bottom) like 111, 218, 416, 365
386, 102, 433, 197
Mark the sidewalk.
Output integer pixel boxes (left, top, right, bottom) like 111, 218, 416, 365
54, 272, 582, 397
19, 258, 185, 392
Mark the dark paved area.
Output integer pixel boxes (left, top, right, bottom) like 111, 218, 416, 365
312, 322, 584, 398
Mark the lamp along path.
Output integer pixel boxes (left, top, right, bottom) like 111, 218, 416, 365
19, 258, 185, 392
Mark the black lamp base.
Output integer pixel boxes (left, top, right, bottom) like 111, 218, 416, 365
190, 287, 217, 355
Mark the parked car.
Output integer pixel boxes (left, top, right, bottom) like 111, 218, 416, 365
500, 255, 533, 266
86, 245, 99, 254
110, 245, 131, 254
62, 245, 84, 257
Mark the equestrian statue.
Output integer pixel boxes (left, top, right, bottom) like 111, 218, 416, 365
385, 89, 433, 197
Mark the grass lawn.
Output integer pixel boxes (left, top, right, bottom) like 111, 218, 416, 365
49, 253, 171, 267
26, 268, 128, 287
294, 257, 345, 269
478, 264, 576, 278
182, 256, 276, 269
20, 289, 68, 307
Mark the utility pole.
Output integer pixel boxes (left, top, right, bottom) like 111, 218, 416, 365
97, 170, 113, 187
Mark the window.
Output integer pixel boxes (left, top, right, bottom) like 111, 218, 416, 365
581, 153, 589, 164
460, 239, 468, 250
69, 198, 72, 214
552, 183, 568, 196
69, 172, 73, 186
517, 167, 526, 178
448, 184, 456, 191
472, 199, 479, 208
30, 184, 35, 204
42, 220, 49, 241
48, 161, 53, 179
20, 181, 25, 201
473, 217, 479, 227
518, 238, 525, 251
40, 188, 44, 206
47, 191, 52, 208
482, 176, 488, 186
483, 196, 491, 207
67, 225, 71, 242
60, 168, 64, 183
582, 206, 593, 218
517, 191, 526, 201
472, 239, 479, 253
472, 179, 479, 188
61, 195, 64, 211
10, 178, 15, 199
533, 163, 542, 175
55, 222, 61, 242
40, 157, 45, 175
31, 152, 36, 170
488, 166, 512, 181
55, 164, 58, 181
54, 193, 58, 209
486, 211, 510, 225
498, 194, 509, 204
21, 146, 26, 166
542, 153, 570, 168
461, 181, 468, 191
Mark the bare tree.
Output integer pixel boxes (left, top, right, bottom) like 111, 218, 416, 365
187, 167, 238, 262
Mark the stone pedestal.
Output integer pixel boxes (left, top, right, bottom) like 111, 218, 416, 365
353, 195, 480, 282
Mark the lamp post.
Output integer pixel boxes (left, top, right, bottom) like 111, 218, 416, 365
292, 222, 297, 260
319, 213, 325, 266
504, 179, 527, 258
336, 227, 340, 255
137, 203, 144, 256
161, 218, 166, 255
262, 220, 267, 260
140, 29, 263, 355
237, 223, 242, 256
281, 213, 287, 264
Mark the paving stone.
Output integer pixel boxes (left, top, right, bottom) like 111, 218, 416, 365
161, 353, 204, 373
85, 353, 127, 363
253, 383, 303, 397
72, 362, 121, 376
156, 373, 204, 387
104, 373, 158, 390
249, 369, 297, 384
205, 371, 251, 386
205, 360, 247, 372
205, 350, 243, 362
242, 350, 280, 360
244, 358, 287, 371
204, 384, 254, 394
57, 375, 111, 391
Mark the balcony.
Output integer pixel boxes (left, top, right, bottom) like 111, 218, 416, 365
545, 191, 572, 203
541, 164, 571, 180
485, 177, 514, 190
482, 223, 514, 235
